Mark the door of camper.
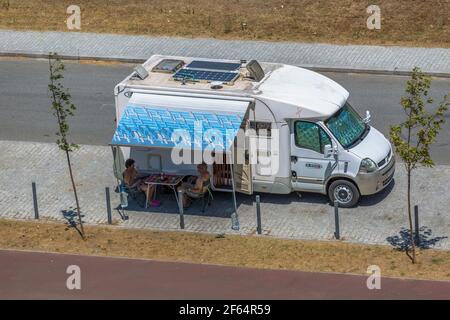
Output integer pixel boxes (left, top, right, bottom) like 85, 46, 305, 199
233, 118, 253, 195
213, 118, 253, 195
290, 120, 335, 192
212, 153, 253, 194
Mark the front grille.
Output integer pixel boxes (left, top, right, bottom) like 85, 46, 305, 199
382, 157, 395, 175
378, 149, 392, 168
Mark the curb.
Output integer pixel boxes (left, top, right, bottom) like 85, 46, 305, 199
1, 50, 450, 78
0, 50, 146, 64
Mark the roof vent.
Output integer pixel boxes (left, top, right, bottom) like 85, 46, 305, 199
246, 60, 265, 81
152, 59, 185, 74
133, 65, 149, 80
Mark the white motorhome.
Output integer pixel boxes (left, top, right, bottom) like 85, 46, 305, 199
112, 55, 395, 207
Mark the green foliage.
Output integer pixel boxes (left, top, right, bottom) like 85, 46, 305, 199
48, 53, 79, 152
389, 67, 449, 171
389, 67, 448, 263
48, 53, 85, 238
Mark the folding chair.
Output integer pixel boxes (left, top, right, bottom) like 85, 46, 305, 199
121, 182, 141, 200
118, 180, 145, 210
186, 179, 214, 212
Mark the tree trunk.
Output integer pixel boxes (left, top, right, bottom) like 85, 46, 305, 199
65, 149, 85, 238
405, 106, 416, 264
407, 168, 416, 263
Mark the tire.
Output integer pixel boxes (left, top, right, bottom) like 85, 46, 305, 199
328, 179, 360, 208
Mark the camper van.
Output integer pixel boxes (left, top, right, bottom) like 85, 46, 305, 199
112, 55, 395, 208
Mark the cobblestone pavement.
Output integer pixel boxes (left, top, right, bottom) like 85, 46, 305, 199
0, 29, 449, 76
1, 140, 449, 249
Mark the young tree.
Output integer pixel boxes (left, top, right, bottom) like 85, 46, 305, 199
48, 53, 85, 238
390, 67, 449, 263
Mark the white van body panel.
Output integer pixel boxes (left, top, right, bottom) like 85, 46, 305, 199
257, 65, 349, 120
349, 127, 391, 164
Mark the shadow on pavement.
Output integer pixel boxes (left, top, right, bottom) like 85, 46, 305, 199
61, 208, 85, 237
386, 226, 448, 251
114, 178, 396, 220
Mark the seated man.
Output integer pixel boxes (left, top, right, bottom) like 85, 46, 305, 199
177, 163, 210, 208
123, 158, 155, 200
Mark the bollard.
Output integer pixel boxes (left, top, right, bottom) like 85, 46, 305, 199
334, 200, 340, 240
32, 182, 39, 219
106, 187, 112, 225
178, 189, 185, 229
256, 195, 262, 235
414, 205, 420, 246
231, 212, 240, 231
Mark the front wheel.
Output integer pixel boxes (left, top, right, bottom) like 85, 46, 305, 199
328, 180, 360, 208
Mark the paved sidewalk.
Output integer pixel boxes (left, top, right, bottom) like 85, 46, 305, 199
1, 140, 449, 249
2, 249, 450, 299
0, 29, 449, 76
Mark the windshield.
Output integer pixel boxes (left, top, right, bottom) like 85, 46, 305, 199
325, 103, 367, 148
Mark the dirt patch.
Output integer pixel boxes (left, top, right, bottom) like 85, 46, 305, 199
0, 0, 448, 47
1, 218, 450, 281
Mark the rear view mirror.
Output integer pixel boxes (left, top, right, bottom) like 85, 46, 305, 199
363, 110, 371, 123
324, 144, 338, 158
324, 144, 333, 157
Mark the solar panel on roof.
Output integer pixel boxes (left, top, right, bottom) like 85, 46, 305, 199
173, 69, 239, 84
186, 60, 241, 71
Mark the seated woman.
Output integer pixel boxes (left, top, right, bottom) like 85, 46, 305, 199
122, 158, 155, 201
177, 163, 210, 208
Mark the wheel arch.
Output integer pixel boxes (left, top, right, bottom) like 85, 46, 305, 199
325, 175, 360, 196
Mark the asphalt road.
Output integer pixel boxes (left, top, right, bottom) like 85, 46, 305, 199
0, 58, 449, 163
1, 249, 450, 299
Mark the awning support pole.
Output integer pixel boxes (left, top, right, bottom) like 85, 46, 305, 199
230, 150, 239, 231
112, 145, 128, 220
111, 145, 121, 188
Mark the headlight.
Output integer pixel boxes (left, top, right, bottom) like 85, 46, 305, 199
359, 158, 377, 173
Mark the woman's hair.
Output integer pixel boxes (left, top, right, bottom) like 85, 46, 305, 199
125, 158, 135, 168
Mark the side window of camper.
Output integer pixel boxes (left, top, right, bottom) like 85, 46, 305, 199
295, 121, 331, 154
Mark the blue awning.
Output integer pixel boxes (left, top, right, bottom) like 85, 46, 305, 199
111, 93, 250, 152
